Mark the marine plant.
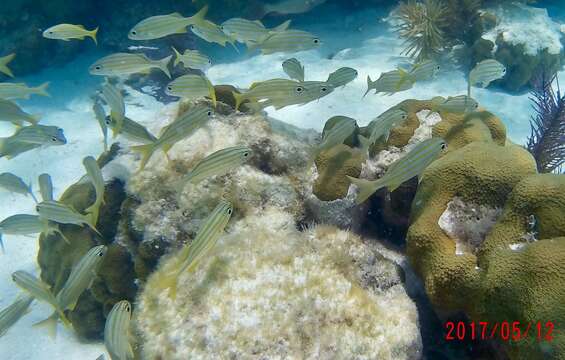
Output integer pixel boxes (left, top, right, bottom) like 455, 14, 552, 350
394, 0, 449, 61
526, 72, 565, 173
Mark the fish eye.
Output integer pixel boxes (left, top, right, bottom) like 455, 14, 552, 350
105, 118, 111, 125
51, 136, 58, 142
441, 142, 447, 150
36, 206, 40, 212
296, 86, 304, 93
207, 111, 212, 116
131, 30, 137, 36
313, 38, 320, 44
94, 65, 101, 71
227, 208, 233, 215
243, 152, 249, 157
208, 59, 212, 64
167, 86, 173, 91
125, 305, 131, 312
190, 25, 195, 30
48, 31, 53, 35
98, 251, 104, 257
502, 68, 507, 73
321, 87, 327, 92
402, 114, 407, 119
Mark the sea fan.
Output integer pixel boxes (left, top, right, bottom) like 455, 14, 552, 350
526, 73, 565, 173
394, 0, 449, 61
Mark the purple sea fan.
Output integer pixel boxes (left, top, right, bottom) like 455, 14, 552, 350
526, 73, 565, 173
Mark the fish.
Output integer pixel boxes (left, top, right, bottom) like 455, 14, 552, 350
262, 0, 327, 16
171, 47, 211, 70
105, 115, 157, 144
190, 20, 238, 50
165, 74, 216, 106
36, 245, 107, 337
0, 295, 34, 337
241, 80, 334, 111
0, 214, 68, 251
0, 82, 50, 100
89, 53, 172, 78
128, 6, 208, 40
131, 105, 213, 170
296, 80, 334, 103
102, 82, 125, 134
282, 58, 305, 82
93, 100, 108, 151
161, 200, 233, 298
408, 60, 441, 82
326, 67, 358, 88
368, 109, 408, 144
38, 173, 53, 201
0, 125, 67, 159
42, 24, 98, 44
104, 300, 134, 360
468, 59, 506, 96
364, 70, 415, 97
221, 18, 291, 43
233, 78, 305, 110
315, 116, 357, 156
0, 172, 36, 202
36, 200, 101, 235
11, 270, 70, 337
347, 138, 447, 204
248, 30, 321, 55
0, 98, 40, 126
0, 53, 16, 78
429, 95, 479, 117
181, 146, 252, 185
83, 157, 105, 225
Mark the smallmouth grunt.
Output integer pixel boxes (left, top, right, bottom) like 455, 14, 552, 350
38, 173, 53, 201
0, 294, 34, 337
36, 200, 101, 235
0, 172, 36, 202
468, 59, 506, 96
248, 30, 321, 55
282, 58, 305, 82
181, 145, 252, 185
102, 82, 125, 128
347, 138, 447, 204
0, 125, 66, 159
104, 300, 134, 360
232, 78, 305, 110
364, 70, 414, 97
0, 214, 68, 252
408, 60, 441, 82
36, 245, 107, 337
221, 18, 291, 43
83, 157, 105, 225
89, 53, 172, 78
368, 109, 408, 144
0, 99, 40, 126
161, 200, 233, 299
0, 82, 50, 100
93, 100, 109, 151
315, 116, 357, 157
428, 95, 479, 117
262, 0, 327, 16
0, 53, 16, 78
128, 6, 208, 40
105, 115, 157, 144
171, 47, 211, 70
190, 20, 238, 50
165, 74, 216, 106
42, 24, 98, 44
131, 105, 214, 171
326, 67, 358, 88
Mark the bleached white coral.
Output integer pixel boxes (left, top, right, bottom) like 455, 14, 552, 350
438, 197, 502, 255
482, 3, 563, 56
136, 209, 422, 360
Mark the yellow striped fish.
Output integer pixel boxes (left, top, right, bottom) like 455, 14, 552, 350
128, 6, 208, 40
93, 100, 108, 151
36, 200, 101, 235
38, 173, 53, 201
161, 200, 233, 299
221, 18, 291, 43
0, 172, 36, 202
0, 82, 49, 100
102, 83, 125, 133
315, 116, 357, 157
364, 69, 414, 97
249, 30, 321, 55
89, 53, 172, 78
105, 115, 157, 144
0, 53, 16, 78
0, 294, 34, 337
43, 24, 98, 44
182, 146, 252, 185
408, 60, 440, 82
0, 125, 67, 159
326, 67, 358, 88
36, 245, 107, 337
190, 20, 238, 50
104, 300, 134, 360
468, 59, 506, 97
368, 109, 408, 144
428, 95, 478, 117
171, 47, 211, 70
83, 157, 105, 225
282, 58, 305, 82
232, 78, 304, 110
347, 137, 447, 204
0, 214, 67, 252
0, 99, 40, 126
165, 74, 216, 106
131, 105, 213, 170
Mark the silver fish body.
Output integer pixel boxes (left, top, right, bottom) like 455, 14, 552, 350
102, 83, 125, 125
106, 116, 157, 144
232, 78, 304, 110
190, 20, 237, 48
282, 58, 305, 82
368, 109, 408, 144
172, 48, 211, 70
0, 172, 35, 201
364, 70, 414, 97
0, 99, 39, 126
469, 59, 506, 88
89, 53, 172, 78
104, 300, 134, 360
0, 295, 34, 337
36, 200, 99, 234
317, 116, 357, 154
0, 82, 50, 100
326, 67, 358, 88
93, 100, 108, 151
432, 95, 479, 114
42, 24, 98, 44
183, 146, 252, 185
38, 173, 53, 201
128, 7, 208, 40
83, 157, 105, 224
263, 0, 327, 16
251, 30, 321, 55
408, 60, 440, 82
165, 75, 217, 106
0, 125, 66, 159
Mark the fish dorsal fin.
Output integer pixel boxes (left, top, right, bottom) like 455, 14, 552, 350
168, 12, 183, 18
253, 20, 265, 28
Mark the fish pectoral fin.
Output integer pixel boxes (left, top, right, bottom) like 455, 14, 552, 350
33, 313, 58, 339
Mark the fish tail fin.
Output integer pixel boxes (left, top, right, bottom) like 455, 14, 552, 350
245, 41, 260, 54
28, 182, 38, 203
33, 312, 58, 339
208, 82, 217, 108
358, 134, 371, 154
232, 91, 245, 111
52, 226, 71, 244
131, 143, 156, 171
89, 27, 99, 45
159, 271, 179, 300
346, 176, 383, 204
0, 233, 4, 254
0, 53, 15, 77
0, 137, 5, 158
85, 204, 100, 228
172, 47, 181, 67
467, 79, 472, 98
229, 39, 240, 53
363, 75, 373, 98
157, 55, 172, 78
29, 114, 41, 125
273, 19, 292, 32
34, 82, 50, 97
190, 5, 208, 25
84, 212, 102, 236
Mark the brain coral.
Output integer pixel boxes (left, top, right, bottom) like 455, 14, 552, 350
136, 208, 422, 360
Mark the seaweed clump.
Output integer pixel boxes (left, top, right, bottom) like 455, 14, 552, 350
526, 73, 565, 173
394, 0, 449, 61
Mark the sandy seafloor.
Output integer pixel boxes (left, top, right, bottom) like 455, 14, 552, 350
0, 5, 562, 360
